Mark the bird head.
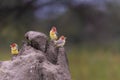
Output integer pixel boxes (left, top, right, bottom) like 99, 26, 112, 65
60, 36, 66, 40
10, 43, 17, 48
51, 26, 57, 32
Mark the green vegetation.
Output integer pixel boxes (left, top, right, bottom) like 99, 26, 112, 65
68, 45, 120, 80
0, 52, 11, 61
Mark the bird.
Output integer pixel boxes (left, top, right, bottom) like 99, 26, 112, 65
55, 35, 66, 47
10, 43, 19, 55
50, 26, 58, 40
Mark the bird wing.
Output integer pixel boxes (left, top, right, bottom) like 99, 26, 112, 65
56, 40, 63, 45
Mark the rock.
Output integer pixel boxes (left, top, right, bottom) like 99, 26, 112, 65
0, 31, 71, 80
25, 31, 48, 52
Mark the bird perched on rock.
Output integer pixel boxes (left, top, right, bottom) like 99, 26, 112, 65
55, 35, 66, 47
50, 26, 58, 40
10, 43, 19, 55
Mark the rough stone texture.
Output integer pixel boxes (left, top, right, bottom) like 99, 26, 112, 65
0, 31, 71, 80
25, 31, 48, 52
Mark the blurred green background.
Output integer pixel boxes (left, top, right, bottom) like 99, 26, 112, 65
1, 0, 120, 80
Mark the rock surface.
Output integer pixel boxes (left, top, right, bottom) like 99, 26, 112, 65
0, 31, 71, 80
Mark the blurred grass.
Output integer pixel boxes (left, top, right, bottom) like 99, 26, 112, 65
1, 44, 120, 80
68, 43, 120, 80
0, 51, 11, 61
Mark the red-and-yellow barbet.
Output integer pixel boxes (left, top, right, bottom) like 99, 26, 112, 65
10, 43, 19, 55
50, 26, 58, 40
55, 35, 66, 47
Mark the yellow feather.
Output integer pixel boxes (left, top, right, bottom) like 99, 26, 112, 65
50, 31, 58, 40
11, 47, 19, 55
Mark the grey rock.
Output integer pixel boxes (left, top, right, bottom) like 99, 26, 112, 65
0, 31, 71, 80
